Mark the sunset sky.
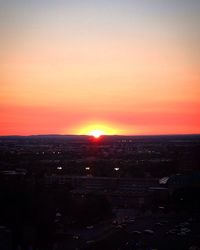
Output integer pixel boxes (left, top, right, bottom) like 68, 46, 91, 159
1, 0, 200, 135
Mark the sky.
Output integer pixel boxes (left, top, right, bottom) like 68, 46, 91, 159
1, 0, 200, 135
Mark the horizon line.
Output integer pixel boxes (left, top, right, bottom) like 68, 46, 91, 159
0, 133, 200, 137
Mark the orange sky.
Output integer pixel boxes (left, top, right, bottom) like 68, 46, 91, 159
1, 0, 200, 135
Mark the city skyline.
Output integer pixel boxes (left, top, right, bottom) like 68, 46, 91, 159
1, 0, 200, 135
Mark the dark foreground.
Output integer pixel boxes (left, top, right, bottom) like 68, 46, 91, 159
0, 134, 200, 250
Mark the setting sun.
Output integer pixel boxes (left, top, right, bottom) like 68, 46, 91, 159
1, 0, 199, 136
89, 130, 104, 138
77, 123, 120, 137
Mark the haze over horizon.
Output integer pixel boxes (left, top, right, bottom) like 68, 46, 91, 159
1, 133, 200, 138
1, 0, 200, 136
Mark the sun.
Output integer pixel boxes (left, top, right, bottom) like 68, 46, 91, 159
77, 122, 119, 137
89, 129, 104, 138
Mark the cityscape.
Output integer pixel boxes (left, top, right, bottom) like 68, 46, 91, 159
0, 134, 200, 249
1, 0, 200, 249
